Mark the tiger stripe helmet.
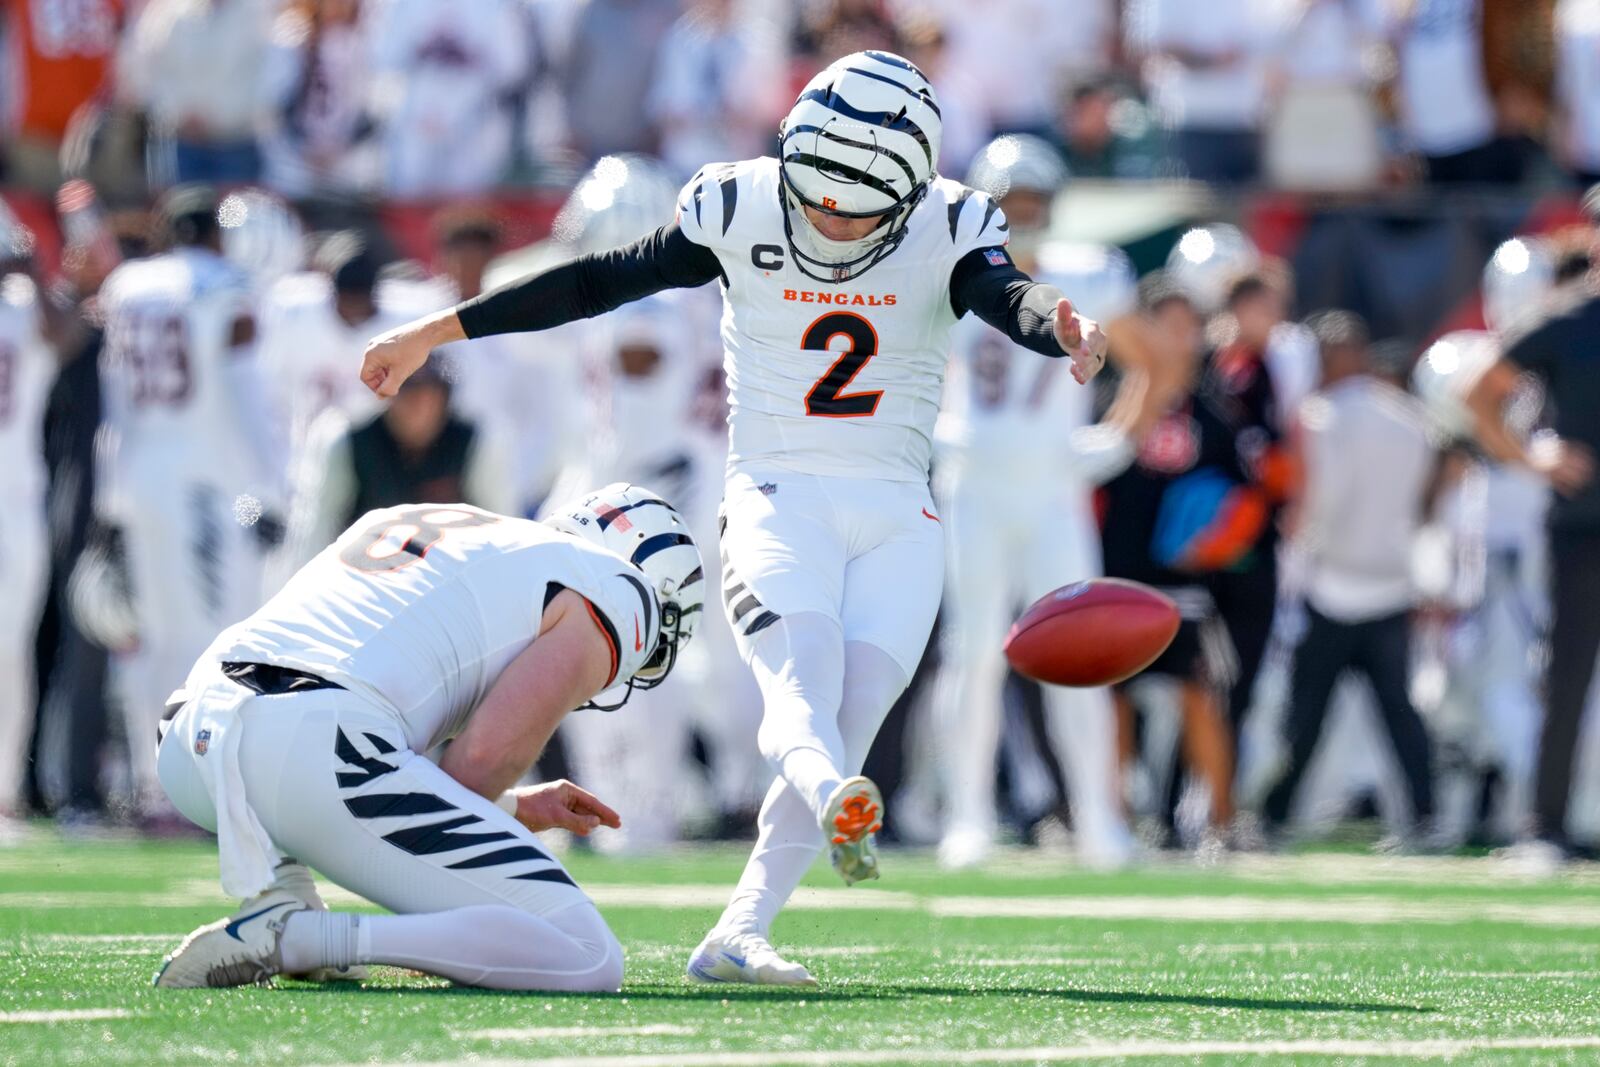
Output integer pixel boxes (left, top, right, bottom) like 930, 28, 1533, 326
545, 483, 704, 702
778, 51, 942, 283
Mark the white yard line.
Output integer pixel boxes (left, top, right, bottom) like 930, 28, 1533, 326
458, 1024, 698, 1041
929, 893, 1600, 927
586, 885, 920, 911
0, 1009, 133, 1024
350, 1035, 1600, 1067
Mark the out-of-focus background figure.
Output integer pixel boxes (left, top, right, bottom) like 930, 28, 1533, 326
0, 0, 1597, 872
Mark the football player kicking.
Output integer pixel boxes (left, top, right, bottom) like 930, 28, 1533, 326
152, 485, 703, 991
361, 51, 1107, 986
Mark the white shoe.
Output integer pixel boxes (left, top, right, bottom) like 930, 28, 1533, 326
686, 929, 817, 986
268, 861, 367, 983
822, 776, 883, 886
1495, 838, 1568, 878
937, 827, 994, 870
154, 889, 307, 988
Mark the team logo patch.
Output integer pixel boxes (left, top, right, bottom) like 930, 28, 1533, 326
758, 482, 778, 496
983, 247, 1009, 267
193, 729, 211, 756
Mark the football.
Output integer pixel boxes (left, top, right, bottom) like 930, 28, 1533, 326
1003, 578, 1181, 687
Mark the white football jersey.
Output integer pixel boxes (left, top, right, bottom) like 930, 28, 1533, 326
99, 249, 257, 462
936, 242, 1135, 478
676, 157, 1010, 483
200, 505, 660, 752
0, 275, 52, 502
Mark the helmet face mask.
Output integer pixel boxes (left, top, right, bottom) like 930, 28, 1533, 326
777, 51, 941, 284
543, 483, 705, 710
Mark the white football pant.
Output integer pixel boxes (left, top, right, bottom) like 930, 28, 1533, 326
158, 681, 621, 991
0, 500, 47, 813
115, 461, 263, 809
712, 468, 943, 936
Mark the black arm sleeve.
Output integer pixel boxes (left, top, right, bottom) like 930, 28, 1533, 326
948, 246, 1068, 359
455, 223, 724, 339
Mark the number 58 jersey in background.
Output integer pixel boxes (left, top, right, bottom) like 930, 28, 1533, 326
676, 157, 1009, 484
200, 506, 661, 754
98, 248, 261, 459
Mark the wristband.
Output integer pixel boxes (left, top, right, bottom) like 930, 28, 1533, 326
494, 791, 518, 816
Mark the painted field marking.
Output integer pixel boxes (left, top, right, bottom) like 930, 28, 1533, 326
349, 1034, 1600, 1067
0, 1009, 134, 1024
458, 1024, 697, 1041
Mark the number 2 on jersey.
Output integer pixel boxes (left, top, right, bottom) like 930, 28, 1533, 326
803, 312, 881, 418
340, 506, 496, 573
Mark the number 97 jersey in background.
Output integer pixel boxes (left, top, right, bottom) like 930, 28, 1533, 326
676, 157, 1009, 484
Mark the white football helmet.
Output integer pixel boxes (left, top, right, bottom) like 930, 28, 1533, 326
1412, 330, 1499, 440
965, 133, 1069, 201
778, 50, 942, 283
552, 154, 680, 255
219, 188, 305, 292
1165, 223, 1260, 314
544, 483, 705, 707
1482, 236, 1555, 336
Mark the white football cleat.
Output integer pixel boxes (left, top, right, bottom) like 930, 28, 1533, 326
686, 929, 817, 986
938, 826, 994, 870
822, 775, 883, 886
153, 889, 307, 988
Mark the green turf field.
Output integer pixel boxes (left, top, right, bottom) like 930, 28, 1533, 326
2, 835, 1598, 1066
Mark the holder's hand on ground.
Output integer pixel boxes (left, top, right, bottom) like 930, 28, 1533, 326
1055, 298, 1107, 384
360, 310, 465, 398
512, 780, 622, 836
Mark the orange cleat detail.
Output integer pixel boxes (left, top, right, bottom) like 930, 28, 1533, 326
832, 794, 880, 843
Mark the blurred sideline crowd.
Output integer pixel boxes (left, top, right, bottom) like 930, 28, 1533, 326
2, 0, 1600, 870
6, 0, 1600, 198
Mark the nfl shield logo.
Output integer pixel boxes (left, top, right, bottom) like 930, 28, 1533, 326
193, 729, 211, 756
984, 247, 1008, 267
758, 482, 778, 496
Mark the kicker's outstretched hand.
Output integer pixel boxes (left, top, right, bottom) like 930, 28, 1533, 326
1054, 297, 1108, 385
360, 310, 467, 398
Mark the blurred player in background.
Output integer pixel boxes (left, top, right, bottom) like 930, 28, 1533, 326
1102, 273, 1257, 853
1468, 216, 1600, 865
534, 156, 760, 848
0, 216, 54, 831
359, 52, 1108, 985
95, 185, 282, 821
152, 487, 704, 990
283, 353, 515, 563
933, 134, 1151, 871
1412, 238, 1557, 844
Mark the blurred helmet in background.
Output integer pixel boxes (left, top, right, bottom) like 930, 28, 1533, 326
552, 154, 679, 256
1412, 330, 1499, 440
1165, 223, 1260, 315
965, 134, 1069, 201
219, 188, 305, 292
778, 51, 941, 282
1482, 236, 1555, 336
965, 134, 1068, 259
